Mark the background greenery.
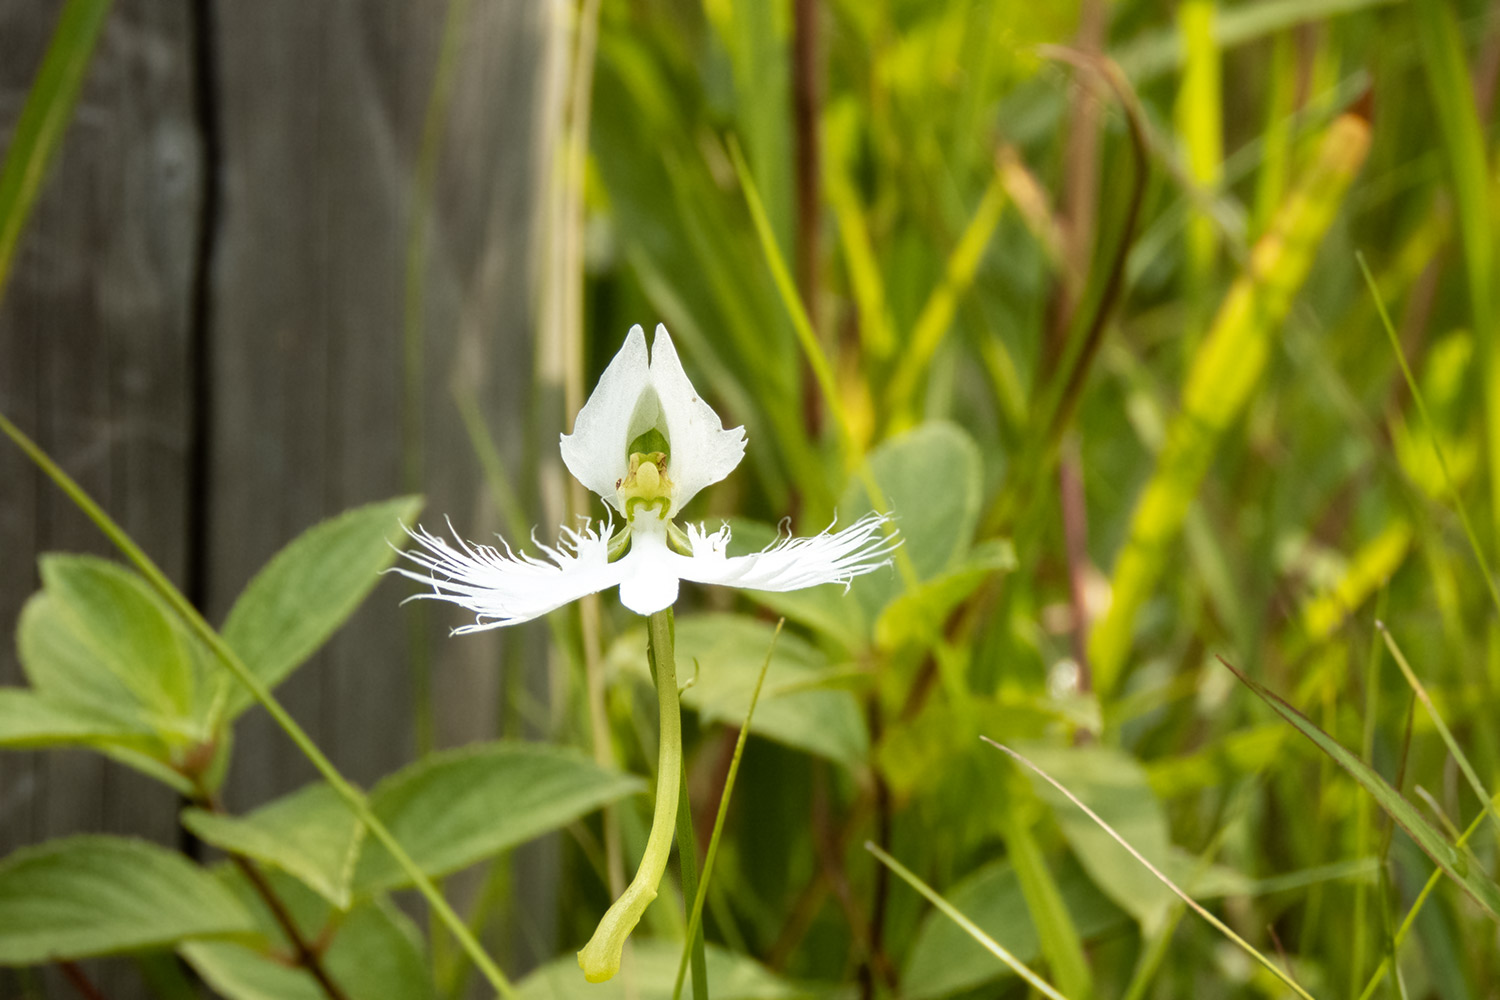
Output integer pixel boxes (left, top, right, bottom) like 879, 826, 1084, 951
3, 0, 1500, 997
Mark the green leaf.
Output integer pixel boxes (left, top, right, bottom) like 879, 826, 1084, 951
520, 939, 821, 1000
841, 422, 982, 619
17, 592, 139, 719
181, 868, 433, 1000
36, 556, 202, 736
611, 615, 870, 769
354, 741, 644, 893
1015, 744, 1178, 924
0, 836, 254, 964
1223, 659, 1500, 919
1001, 816, 1094, 1000
730, 518, 868, 653
901, 853, 1127, 1000
0, 688, 153, 748
0, 0, 112, 297
220, 496, 423, 718
181, 784, 365, 910
874, 539, 1016, 651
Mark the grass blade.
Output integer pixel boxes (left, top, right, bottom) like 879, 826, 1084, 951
1410, 0, 1500, 533
987, 739, 1318, 1000
884, 169, 1009, 425
1088, 109, 1371, 694
0, 0, 112, 301
1358, 253, 1500, 622
671, 621, 783, 1000
1378, 624, 1500, 832
864, 840, 1072, 1000
1001, 813, 1094, 999
729, 135, 853, 457
1218, 657, 1500, 920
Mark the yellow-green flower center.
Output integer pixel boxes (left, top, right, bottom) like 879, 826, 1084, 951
619, 451, 672, 521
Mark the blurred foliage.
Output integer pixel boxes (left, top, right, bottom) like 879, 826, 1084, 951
7, 0, 1500, 997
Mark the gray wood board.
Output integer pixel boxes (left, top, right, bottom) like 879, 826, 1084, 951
0, 0, 550, 992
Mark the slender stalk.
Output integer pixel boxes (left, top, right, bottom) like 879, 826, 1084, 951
0, 412, 519, 1000
577, 609, 683, 982
58, 962, 106, 1000
190, 781, 349, 1000
674, 756, 708, 1000
672, 621, 783, 1000
231, 855, 350, 1000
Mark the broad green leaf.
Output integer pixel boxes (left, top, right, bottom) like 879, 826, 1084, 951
1016, 744, 1178, 924
182, 784, 364, 909
38, 556, 200, 731
874, 539, 1016, 651
354, 741, 644, 893
0, 836, 254, 964
221, 496, 422, 718
1089, 110, 1371, 694
611, 615, 870, 769
182, 868, 433, 1000
842, 422, 983, 618
902, 853, 1127, 1000
0, 688, 152, 748
520, 939, 823, 1000
1224, 659, 1500, 919
18, 591, 139, 718
730, 518, 868, 653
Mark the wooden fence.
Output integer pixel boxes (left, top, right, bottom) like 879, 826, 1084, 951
0, 1, 552, 994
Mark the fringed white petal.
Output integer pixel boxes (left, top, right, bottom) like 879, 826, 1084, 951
647, 325, 746, 516
393, 520, 624, 631
560, 324, 651, 513
678, 513, 899, 592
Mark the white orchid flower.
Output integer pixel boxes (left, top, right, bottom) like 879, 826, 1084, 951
396, 324, 897, 625
396, 323, 896, 985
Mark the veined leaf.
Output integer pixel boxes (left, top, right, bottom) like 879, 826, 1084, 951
182, 784, 365, 910
36, 556, 202, 737
221, 496, 422, 719
0, 836, 254, 964
354, 741, 644, 893
842, 422, 983, 619
0, 688, 153, 748
182, 867, 433, 1000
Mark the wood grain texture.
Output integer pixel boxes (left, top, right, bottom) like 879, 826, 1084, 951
0, 1, 202, 994
0, 0, 549, 992
206, 0, 547, 806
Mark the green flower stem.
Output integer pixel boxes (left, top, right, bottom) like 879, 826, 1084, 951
578, 608, 682, 982
0, 412, 519, 1000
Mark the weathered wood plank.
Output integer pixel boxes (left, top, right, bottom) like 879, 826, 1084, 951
0, 1, 203, 995
0, 0, 550, 990
206, 0, 547, 801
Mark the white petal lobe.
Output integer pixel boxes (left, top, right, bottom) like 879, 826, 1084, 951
561, 324, 651, 512
616, 523, 682, 615
678, 513, 899, 592
647, 325, 746, 516
393, 520, 624, 631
